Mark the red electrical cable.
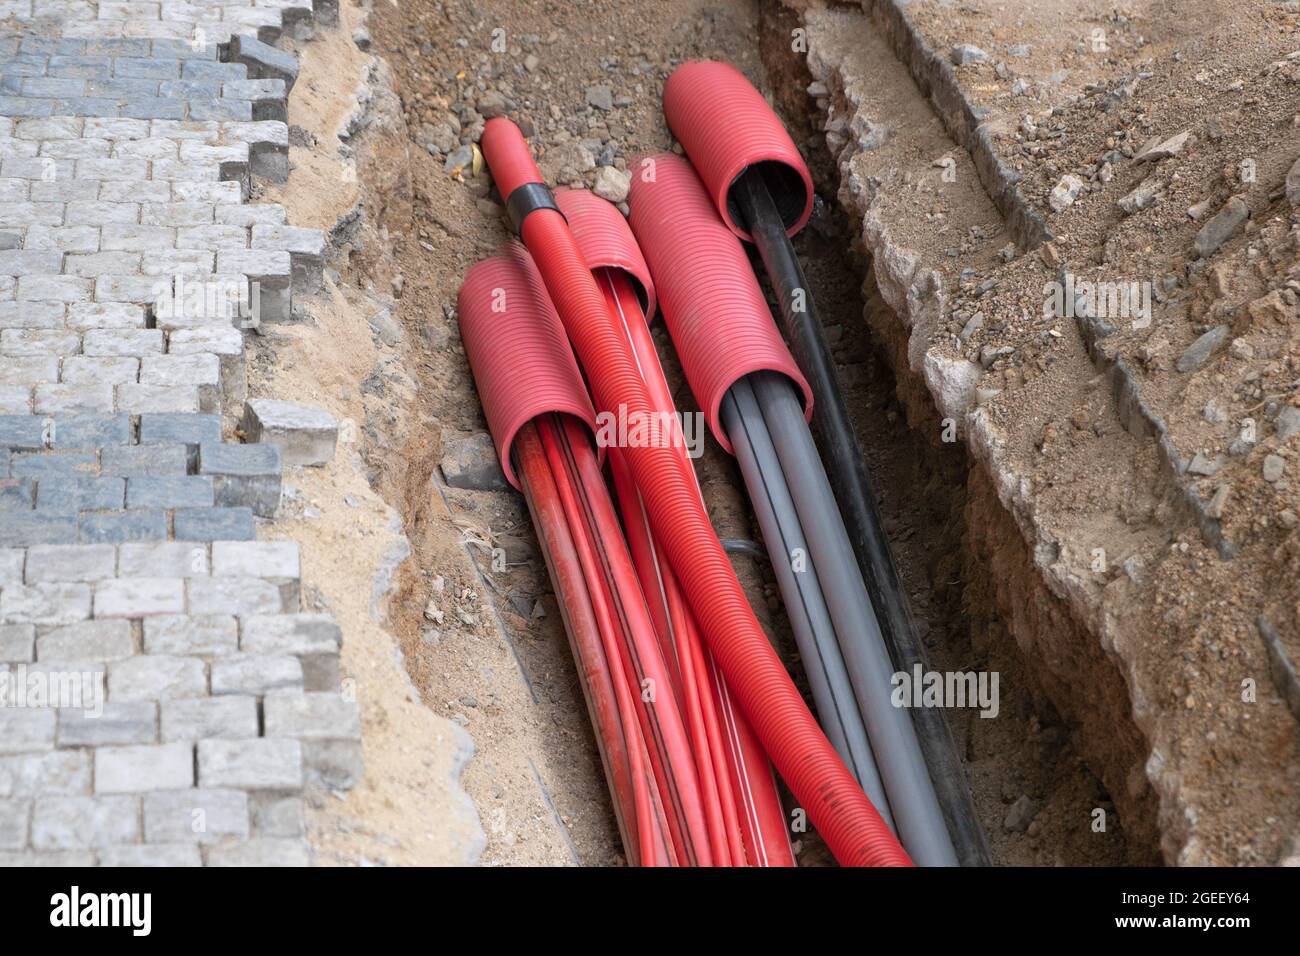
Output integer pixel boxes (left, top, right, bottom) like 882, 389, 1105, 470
601, 266, 787, 867
482, 117, 911, 867
538, 414, 714, 866
515, 421, 670, 865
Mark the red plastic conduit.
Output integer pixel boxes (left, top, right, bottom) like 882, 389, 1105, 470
556, 188, 658, 321
602, 266, 794, 867
459, 249, 669, 864
456, 241, 600, 490
556, 186, 792, 865
627, 153, 813, 454
662, 60, 813, 241
481, 116, 910, 867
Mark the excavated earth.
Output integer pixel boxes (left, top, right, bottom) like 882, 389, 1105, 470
304, 0, 1300, 865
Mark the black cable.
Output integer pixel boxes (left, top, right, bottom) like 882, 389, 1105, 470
734, 168, 990, 867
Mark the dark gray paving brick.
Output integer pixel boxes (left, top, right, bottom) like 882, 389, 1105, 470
0, 477, 35, 510
0, 512, 78, 547
10, 452, 97, 479
101, 444, 188, 478
173, 507, 255, 542
0, 416, 45, 450
51, 415, 130, 449
79, 509, 167, 544
126, 476, 214, 509
36, 476, 125, 512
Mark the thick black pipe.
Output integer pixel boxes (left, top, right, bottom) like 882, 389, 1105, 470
734, 169, 990, 867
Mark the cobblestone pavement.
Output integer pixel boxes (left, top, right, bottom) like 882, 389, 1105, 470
0, 0, 358, 866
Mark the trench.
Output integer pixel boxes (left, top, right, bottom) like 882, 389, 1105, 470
341, 0, 1152, 865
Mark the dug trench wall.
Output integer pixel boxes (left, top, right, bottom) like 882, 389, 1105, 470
789, 0, 1300, 865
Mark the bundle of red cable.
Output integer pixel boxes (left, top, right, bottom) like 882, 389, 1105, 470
459, 241, 789, 864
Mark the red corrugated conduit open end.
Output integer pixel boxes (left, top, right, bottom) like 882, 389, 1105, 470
555, 188, 658, 323
455, 241, 600, 489
627, 152, 813, 454
481, 116, 911, 867
662, 60, 813, 241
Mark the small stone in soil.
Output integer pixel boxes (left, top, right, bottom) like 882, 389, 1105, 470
585, 84, 613, 111
1263, 454, 1286, 483
951, 44, 989, 65
1175, 325, 1229, 372
1004, 795, 1038, 832
1194, 196, 1249, 258
439, 432, 508, 491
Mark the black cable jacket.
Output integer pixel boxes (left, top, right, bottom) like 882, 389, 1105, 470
734, 168, 991, 867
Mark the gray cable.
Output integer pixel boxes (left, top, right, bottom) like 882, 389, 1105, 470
723, 380, 894, 829
752, 370, 958, 867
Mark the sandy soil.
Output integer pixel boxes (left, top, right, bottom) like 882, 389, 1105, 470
243, 4, 485, 865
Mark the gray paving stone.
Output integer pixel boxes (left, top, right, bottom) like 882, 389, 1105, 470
211, 653, 302, 696
0, 849, 95, 865
211, 540, 298, 579
108, 654, 206, 701
94, 742, 192, 793
205, 836, 310, 866
0, 750, 91, 796
188, 576, 287, 617
0, 476, 34, 509
181, 60, 245, 83
126, 475, 214, 509
143, 614, 236, 656
0, 358, 59, 386
0, 511, 78, 547
242, 399, 336, 466
160, 695, 257, 742
57, 700, 156, 747
118, 542, 208, 578
24, 543, 116, 582
94, 577, 185, 618
158, 79, 221, 99
0, 623, 34, 663
0, 709, 57, 754
99, 842, 202, 866
117, 383, 202, 415
79, 509, 167, 544
199, 442, 280, 517
0, 415, 45, 449
0, 798, 30, 849
241, 614, 341, 656
11, 451, 97, 478
197, 737, 302, 790
143, 787, 249, 844
36, 475, 126, 512
36, 619, 134, 662
264, 691, 360, 740
139, 412, 220, 470
82, 329, 164, 357
50, 414, 130, 448
46, 56, 110, 80
34, 383, 114, 415
101, 442, 187, 477
173, 506, 255, 541
0, 581, 91, 625
230, 35, 298, 90
190, 99, 253, 122
30, 794, 138, 849
301, 739, 363, 790
249, 792, 304, 837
